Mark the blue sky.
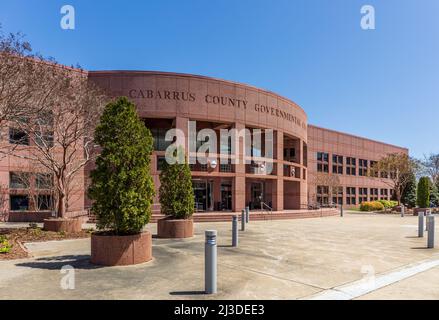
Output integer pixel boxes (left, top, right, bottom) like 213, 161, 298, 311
1, 0, 438, 158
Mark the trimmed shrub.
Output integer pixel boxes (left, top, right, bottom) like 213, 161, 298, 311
360, 201, 385, 212
430, 182, 439, 207
0, 236, 12, 254
159, 153, 195, 219
89, 97, 155, 235
417, 177, 430, 208
401, 171, 417, 208
379, 200, 398, 209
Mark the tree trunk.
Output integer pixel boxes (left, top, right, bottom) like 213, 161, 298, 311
396, 188, 401, 206
57, 192, 66, 218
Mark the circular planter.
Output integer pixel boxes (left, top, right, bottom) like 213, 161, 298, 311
157, 218, 194, 239
43, 218, 82, 233
91, 231, 152, 266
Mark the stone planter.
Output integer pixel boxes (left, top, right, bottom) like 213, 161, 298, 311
414, 208, 428, 216
43, 218, 83, 233
91, 231, 152, 266
157, 218, 194, 239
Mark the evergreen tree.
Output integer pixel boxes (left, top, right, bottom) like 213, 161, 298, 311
417, 176, 430, 208
401, 171, 417, 208
159, 152, 195, 219
89, 97, 155, 235
429, 180, 439, 207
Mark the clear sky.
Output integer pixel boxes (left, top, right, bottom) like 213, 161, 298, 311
1, 0, 438, 158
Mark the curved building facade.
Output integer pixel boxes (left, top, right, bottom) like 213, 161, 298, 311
88, 71, 309, 212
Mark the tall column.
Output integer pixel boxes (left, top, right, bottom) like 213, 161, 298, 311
299, 140, 307, 209
272, 130, 284, 211
233, 122, 245, 211
175, 116, 189, 155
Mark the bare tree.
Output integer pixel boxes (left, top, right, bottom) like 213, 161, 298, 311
8, 68, 107, 218
0, 26, 64, 155
0, 184, 8, 221
422, 153, 439, 184
9, 167, 56, 212
308, 172, 341, 206
369, 153, 419, 205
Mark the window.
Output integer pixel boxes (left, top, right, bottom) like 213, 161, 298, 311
37, 195, 53, 211
332, 186, 344, 205
220, 164, 232, 172
346, 157, 356, 176
36, 111, 54, 126
10, 195, 29, 211
370, 161, 378, 177
150, 128, 173, 151
35, 131, 54, 148
346, 187, 357, 205
156, 156, 167, 171
359, 159, 368, 176
359, 187, 368, 203
317, 152, 329, 173
9, 128, 29, 145
380, 171, 389, 179
36, 173, 53, 189
283, 148, 296, 160
370, 188, 379, 201
380, 189, 389, 200
220, 159, 232, 172
9, 172, 30, 189
317, 185, 329, 205
332, 155, 343, 174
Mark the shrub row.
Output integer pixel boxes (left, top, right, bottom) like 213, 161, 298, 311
360, 201, 385, 212
378, 200, 398, 209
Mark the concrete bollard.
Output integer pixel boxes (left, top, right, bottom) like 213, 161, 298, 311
340, 205, 343, 217
241, 209, 246, 231
205, 230, 217, 294
418, 212, 425, 238
426, 211, 430, 231
232, 216, 238, 247
245, 206, 250, 223
401, 205, 405, 217
428, 216, 435, 249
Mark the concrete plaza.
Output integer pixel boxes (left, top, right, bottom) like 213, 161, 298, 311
0, 213, 438, 300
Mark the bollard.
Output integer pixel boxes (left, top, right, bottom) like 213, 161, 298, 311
205, 230, 217, 294
245, 206, 250, 223
418, 212, 425, 238
340, 205, 343, 217
428, 216, 435, 249
426, 212, 430, 231
401, 205, 405, 217
241, 209, 246, 231
232, 216, 238, 247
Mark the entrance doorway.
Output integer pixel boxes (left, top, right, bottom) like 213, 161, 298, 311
220, 182, 232, 211
192, 180, 213, 212
250, 182, 264, 210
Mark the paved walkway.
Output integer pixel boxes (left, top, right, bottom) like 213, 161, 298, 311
0, 213, 438, 299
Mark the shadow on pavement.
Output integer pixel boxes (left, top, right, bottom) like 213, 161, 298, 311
15, 255, 103, 270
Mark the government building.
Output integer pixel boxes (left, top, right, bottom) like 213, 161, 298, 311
1, 70, 408, 222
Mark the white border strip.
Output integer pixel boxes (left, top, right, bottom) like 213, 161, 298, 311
305, 259, 439, 300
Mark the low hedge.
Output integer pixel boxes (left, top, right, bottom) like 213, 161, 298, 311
360, 201, 385, 212
378, 200, 398, 209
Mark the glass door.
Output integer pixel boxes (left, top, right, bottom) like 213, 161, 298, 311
250, 182, 264, 209
221, 182, 232, 211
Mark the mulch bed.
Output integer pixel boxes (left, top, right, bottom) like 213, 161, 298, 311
0, 227, 92, 261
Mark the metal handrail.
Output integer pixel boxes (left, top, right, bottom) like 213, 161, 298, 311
261, 202, 272, 212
